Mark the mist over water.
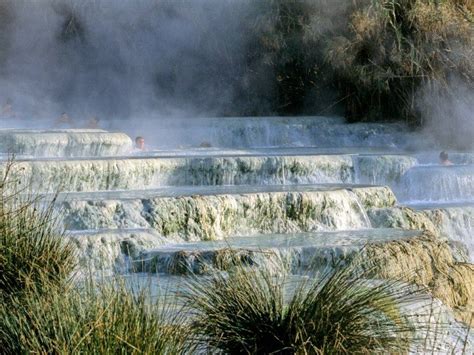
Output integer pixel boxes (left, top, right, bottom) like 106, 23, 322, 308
419, 79, 474, 150
0, 0, 471, 150
0, 0, 260, 120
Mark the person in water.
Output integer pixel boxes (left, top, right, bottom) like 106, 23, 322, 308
54, 112, 75, 128
133, 136, 147, 152
439, 151, 453, 166
199, 141, 212, 148
85, 116, 100, 129
1, 98, 16, 118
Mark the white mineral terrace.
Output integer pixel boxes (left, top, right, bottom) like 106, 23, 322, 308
0, 117, 474, 353
2, 152, 473, 206
1, 116, 473, 344
57, 185, 387, 239
0, 129, 132, 157
0, 115, 434, 150
69, 228, 422, 274
133, 228, 423, 274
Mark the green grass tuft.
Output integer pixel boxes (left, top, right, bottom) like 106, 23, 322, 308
0, 161, 77, 299
184, 263, 418, 354
0, 279, 191, 354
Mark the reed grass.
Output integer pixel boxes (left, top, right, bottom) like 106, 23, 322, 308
184, 263, 420, 354
0, 160, 191, 353
326, 0, 473, 123
0, 161, 77, 299
0, 279, 191, 354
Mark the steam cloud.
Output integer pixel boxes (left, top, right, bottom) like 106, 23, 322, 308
0, 0, 472, 150
0, 0, 259, 120
419, 78, 474, 150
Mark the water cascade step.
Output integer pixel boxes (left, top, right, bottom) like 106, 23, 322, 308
1, 153, 419, 193
0, 129, 132, 157
109, 116, 420, 149
67, 228, 170, 273
1, 154, 355, 191
411, 202, 474, 262
2, 121, 473, 334
397, 165, 474, 203
132, 228, 422, 275
57, 185, 397, 240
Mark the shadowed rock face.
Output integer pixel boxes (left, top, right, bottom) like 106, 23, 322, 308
0, 130, 132, 157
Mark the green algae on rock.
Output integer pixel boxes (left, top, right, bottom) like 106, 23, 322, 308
354, 155, 417, 185
0, 153, 420, 193
60, 187, 389, 240
67, 229, 170, 273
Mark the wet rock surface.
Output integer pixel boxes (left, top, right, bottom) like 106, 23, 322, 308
0, 129, 132, 157
60, 187, 379, 240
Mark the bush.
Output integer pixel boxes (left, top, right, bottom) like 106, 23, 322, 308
184, 263, 418, 354
0, 161, 77, 299
326, 0, 473, 123
0, 279, 190, 354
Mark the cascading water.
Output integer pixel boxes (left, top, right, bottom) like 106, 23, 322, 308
2, 117, 473, 346
396, 165, 474, 203
0, 130, 132, 157
0, 0, 472, 347
415, 204, 474, 262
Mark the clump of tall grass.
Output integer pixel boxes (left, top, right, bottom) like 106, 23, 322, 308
185, 263, 419, 354
0, 161, 77, 299
0, 279, 191, 354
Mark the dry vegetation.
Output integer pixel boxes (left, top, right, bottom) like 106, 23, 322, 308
0, 0, 471, 122
189, 0, 473, 122
326, 0, 473, 123
1, 281, 191, 354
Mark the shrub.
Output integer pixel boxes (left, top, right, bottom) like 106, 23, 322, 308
326, 0, 473, 123
0, 161, 77, 299
184, 263, 418, 354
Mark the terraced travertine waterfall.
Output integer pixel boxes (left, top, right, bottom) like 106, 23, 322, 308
1, 117, 473, 344
0, 129, 132, 157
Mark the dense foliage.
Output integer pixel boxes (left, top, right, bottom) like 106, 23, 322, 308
238, 0, 473, 123
327, 0, 474, 123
